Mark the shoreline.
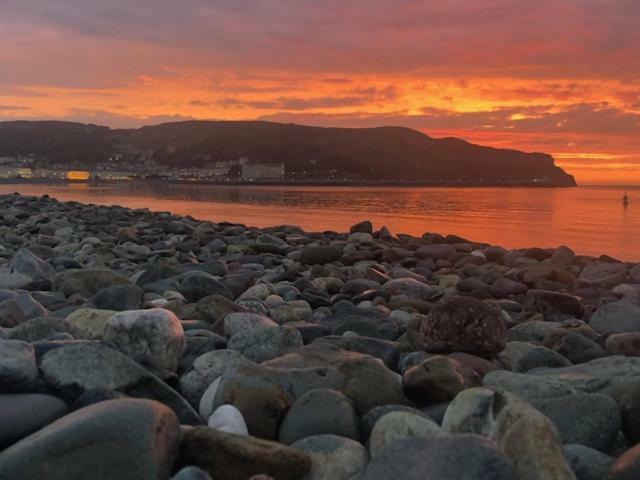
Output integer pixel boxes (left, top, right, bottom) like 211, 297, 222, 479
0, 193, 639, 478
0, 178, 578, 188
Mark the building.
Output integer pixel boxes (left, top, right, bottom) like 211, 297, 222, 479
0, 166, 33, 179
241, 162, 285, 180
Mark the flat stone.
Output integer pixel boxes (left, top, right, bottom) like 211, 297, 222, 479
484, 370, 577, 402
0, 340, 38, 392
368, 411, 441, 457
278, 389, 359, 445
228, 325, 303, 363
0, 399, 181, 480
40, 342, 201, 424
177, 427, 312, 480
291, 434, 368, 480
563, 444, 614, 480
0, 394, 68, 449
64, 308, 117, 339
589, 300, 640, 333
58, 269, 131, 297
360, 435, 516, 480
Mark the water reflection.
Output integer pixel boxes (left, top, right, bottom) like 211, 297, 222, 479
1, 182, 638, 260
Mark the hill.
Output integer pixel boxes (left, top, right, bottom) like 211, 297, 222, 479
0, 120, 576, 185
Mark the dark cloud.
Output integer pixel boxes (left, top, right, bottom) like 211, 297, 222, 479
258, 102, 640, 135
215, 86, 400, 111
1, 0, 638, 88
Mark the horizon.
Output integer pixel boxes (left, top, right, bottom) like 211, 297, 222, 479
1, 1, 639, 185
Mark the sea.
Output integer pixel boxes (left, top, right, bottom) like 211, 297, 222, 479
1, 182, 638, 261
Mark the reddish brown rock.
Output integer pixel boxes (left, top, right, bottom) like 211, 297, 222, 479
419, 295, 506, 358
402, 355, 481, 406
606, 333, 640, 356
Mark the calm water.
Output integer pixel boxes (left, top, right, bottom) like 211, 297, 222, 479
1, 183, 638, 261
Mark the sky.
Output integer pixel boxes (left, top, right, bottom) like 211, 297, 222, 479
0, 0, 639, 185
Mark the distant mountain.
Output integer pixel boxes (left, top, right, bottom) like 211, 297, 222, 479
0, 120, 576, 186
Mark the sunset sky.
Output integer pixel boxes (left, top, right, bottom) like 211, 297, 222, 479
0, 0, 639, 184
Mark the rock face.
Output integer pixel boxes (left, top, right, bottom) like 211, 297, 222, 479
104, 308, 186, 372
419, 295, 506, 358
360, 435, 517, 480
0, 399, 181, 480
178, 427, 312, 480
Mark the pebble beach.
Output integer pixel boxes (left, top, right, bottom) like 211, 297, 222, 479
1, 192, 640, 479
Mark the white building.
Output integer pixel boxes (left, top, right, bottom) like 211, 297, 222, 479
241, 162, 285, 180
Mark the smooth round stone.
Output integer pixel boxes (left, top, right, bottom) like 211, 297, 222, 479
172, 466, 212, 480
300, 246, 343, 265
64, 308, 116, 339
199, 377, 222, 420
179, 427, 312, 480
531, 393, 621, 452
551, 332, 607, 364
7, 317, 80, 342
513, 346, 572, 373
0, 340, 38, 391
207, 404, 248, 435
360, 435, 516, 480
563, 444, 614, 480
103, 308, 186, 372
291, 434, 368, 480
0, 394, 68, 449
59, 268, 130, 297
228, 325, 303, 363
90, 284, 145, 311
278, 389, 360, 445
483, 370, 576, 402
0, 399, 181, 480
402, 355, 481, 406
223, 312, 277, 337
382, 278, 439, 301
368, 411, 441, 457
360, 404, 428, 442
589, 300, 640, 334
178, 273, 233, 303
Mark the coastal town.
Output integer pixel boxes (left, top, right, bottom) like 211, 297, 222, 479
0, 155, 287, 182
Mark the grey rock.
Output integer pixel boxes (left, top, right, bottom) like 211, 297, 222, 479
104, 308, 186, 372
59, 268, 131, 297
589, 300, 640, 333
563, 444, 614, 480
532, 393, 621, 451
228, 325, 303, 363
300, 245, 343, 265
91, 284, 145, 311
484, 370, 576, 401
0, 399, 181, 480
278, 389, 359, 445
9, 248, 55, 281
360, 404, 429, 442
360, 435, 516, 480
0, 394, 68, 449
172, 466, 212, 480
368, 411, 441, 457
0, 340, 38, 391
578, 262, 627, 288
40, 342, 201, 424
291, 434, 367, 480
514, 346, 572, 373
